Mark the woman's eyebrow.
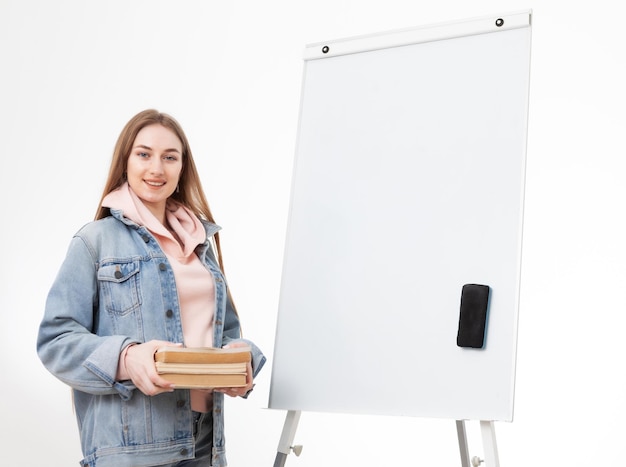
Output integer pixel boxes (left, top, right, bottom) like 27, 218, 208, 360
133, 144, 181, 153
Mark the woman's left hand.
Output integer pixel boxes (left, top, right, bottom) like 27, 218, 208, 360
214, 342, 254, 398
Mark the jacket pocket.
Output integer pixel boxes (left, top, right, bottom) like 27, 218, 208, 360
98, 260, 142, 316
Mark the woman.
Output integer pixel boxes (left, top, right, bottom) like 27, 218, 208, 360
37, 109, 265, 467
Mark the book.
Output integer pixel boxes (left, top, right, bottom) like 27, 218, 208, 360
154, 346, 251, 389
154, 346, 252, 364
155, 362, 248, 374
158, 372, 247, 389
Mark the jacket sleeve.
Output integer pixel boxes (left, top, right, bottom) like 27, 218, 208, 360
37, 235, 138, 400
221, 289, 266, 380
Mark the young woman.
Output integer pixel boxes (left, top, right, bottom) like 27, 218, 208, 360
37, 109, 265, 467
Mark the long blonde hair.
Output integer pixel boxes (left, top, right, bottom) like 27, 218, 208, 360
95, 109, 228, 274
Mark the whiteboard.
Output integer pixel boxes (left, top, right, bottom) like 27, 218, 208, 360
269, 12, 532, 422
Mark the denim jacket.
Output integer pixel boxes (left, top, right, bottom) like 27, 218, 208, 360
37, 209, 265, 467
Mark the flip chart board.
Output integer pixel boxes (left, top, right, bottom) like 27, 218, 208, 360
269, 12, 532, 422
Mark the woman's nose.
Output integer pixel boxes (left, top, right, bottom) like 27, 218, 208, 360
149, 157, 164, 174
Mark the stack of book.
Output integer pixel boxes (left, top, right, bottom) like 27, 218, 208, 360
154, 346, 251, 389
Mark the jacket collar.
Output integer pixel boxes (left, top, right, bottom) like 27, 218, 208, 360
109, 208, 222, 241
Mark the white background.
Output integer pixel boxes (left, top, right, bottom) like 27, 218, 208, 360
1, 1, 624, 466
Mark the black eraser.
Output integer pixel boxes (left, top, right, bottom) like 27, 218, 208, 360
456, 284, 490, 348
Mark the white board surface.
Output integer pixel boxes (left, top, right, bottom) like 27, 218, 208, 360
269, 12, 532, 422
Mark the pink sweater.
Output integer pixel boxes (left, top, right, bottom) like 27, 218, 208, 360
103, 183, 215, 411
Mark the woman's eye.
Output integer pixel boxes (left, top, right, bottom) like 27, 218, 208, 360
138, 152, 149, 158
164, 155, 178, 162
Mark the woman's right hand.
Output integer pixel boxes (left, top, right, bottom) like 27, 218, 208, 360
124, 340, 182, 396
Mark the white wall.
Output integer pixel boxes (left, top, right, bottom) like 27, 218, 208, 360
1, 1, 624, 466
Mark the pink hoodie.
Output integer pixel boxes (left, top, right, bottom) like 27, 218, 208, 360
103, 183, 216, 411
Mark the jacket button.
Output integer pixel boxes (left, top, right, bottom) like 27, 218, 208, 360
180, 448, 188, 456
159, 263, 167, 271
165, 309, 173, 318
114, 271, 123, 279
142, 234, 150, 243
177, 399, 185, 408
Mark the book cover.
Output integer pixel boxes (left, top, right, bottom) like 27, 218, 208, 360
154, 346, 252, 364
159, 372, 247, 389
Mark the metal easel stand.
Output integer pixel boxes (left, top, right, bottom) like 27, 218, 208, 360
273, 410, 302, 467
457, 420, 500, 467
273, 413, 499, 467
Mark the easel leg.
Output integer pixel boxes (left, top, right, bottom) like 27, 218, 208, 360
456, 420, 471, 467
273, 410, 302, 467
480, 421, 500, 467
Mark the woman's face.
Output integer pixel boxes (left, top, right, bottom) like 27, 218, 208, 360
126, 123, 183, 222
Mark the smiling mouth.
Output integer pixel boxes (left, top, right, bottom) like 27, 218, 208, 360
145, 180, 166, 187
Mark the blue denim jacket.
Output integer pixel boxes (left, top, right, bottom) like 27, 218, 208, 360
37, 209, 265, 467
